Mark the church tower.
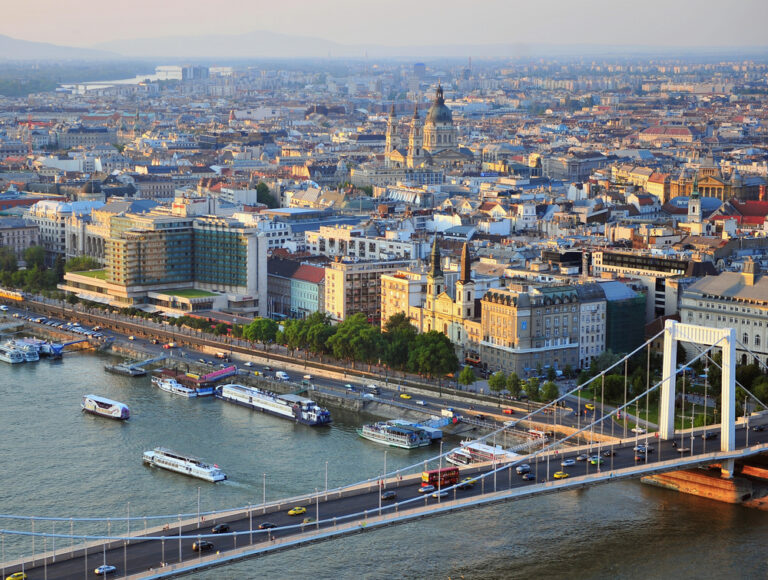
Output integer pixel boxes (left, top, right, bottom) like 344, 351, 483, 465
406, 105, 424, 168
425, 237, 444, 324
455, 242, 475, 319
688, 175, 702, 223
423, 83, 456, 154
385, 104, 398, 168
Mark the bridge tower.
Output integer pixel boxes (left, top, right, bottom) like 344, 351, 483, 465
660, 320, 736, 476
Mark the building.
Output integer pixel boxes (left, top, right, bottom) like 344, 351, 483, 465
267, 258, 325, 319
680, 259, 768, 367
575, 283, 607, 370
25, 200, 105, 265
0, 217, 39, 259
305, 225, 424, 261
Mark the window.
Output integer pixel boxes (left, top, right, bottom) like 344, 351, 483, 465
743, 332, 749, 345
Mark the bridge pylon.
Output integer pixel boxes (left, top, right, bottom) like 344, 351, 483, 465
660, 320, 736, 476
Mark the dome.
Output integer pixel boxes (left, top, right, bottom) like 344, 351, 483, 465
425, 84, 452, 125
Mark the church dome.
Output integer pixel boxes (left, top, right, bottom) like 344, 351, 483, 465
425, 84, 452, 125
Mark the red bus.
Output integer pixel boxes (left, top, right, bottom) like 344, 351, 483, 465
421, 467, 460, 488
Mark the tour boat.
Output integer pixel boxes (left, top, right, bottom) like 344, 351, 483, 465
81, 394, 130, 420
152, 376, 198, 398
357, 421, 432, 449
215, 383, 332, 426
446, 440, 519, 466
0, 344, 24, 364
142, 447, 226, 482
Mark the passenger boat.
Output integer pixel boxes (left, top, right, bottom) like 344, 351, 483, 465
142, 447, 226, 482
215, 383, 332, 426
152, 376, 198, 398
9, 339, 41, 362
81, 394, 130, 420
446, 440, 519, 466
0, 343, 24, 364
357, 421, 432, 449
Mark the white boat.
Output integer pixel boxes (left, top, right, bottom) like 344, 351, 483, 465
215, 383, 331, 426
446, 440, 520, 466
357, 421, 432, 449
0, 344, 24, 364
142, 447, 226, 482
13, 342, 39, 362
152, 376, 198, 398
81, 394, 130, 420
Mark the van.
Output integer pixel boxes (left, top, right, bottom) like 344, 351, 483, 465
275, 371, 289, 381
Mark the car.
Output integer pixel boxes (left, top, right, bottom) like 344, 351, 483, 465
431, 490, 449, 498
127, 336, 135, 340
287, 506, 307, 516
263, 366, 273, 372
585, 403, 595, 411
345, 384, 355, 391
211, 523, 230, 534
192, 540, 214, 552
150, 339, 159, 344
553, 471, 569, 479
94, 565, 117, 575
590, 457, 604, 465
399, 393, 412, 399
302, 517, 316, 524
6, 573, 27, 580
93, 326, 101, 331
561, 458, 576, 467
0, 305, 8, 312
415, 400, 427, 406
244, 361, 253, 367
602, 450, 616, 457
502, 408, 515, 415
258, 522, 277, 530
381, 490, 398, 500
634, 454, 646, 462
198, 358, 206, 363
576, 454, 588, 462
521, 472, 536, 481
631, 427, 647, 434
516, 464, 531, 474
752, 425, 765, 432
457, 477, 476, 489
418, 485, 436, 494
635, 445, 654, 453
702, 432, 718, 440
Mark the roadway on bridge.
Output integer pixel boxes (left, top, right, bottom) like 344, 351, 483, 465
13, 426, 768, 579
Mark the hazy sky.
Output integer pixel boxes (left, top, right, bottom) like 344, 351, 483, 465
4, 0, 768, 48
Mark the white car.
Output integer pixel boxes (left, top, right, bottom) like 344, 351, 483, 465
244, 362, 253, 367
561, 458, 576, 467
631, 427, 646, 434
94, 565, 117, 575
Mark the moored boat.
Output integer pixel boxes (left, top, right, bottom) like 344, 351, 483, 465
142, 447, 226, 482
0, 343, 24, 364
105, 363, 147, 377
215, 383, 331, 426
446, 440, 519, 466
152, 376, 197, 398
81, 394, 130, 420
357, 421, 432, 449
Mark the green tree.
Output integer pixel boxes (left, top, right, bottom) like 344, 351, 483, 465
245, 317, 278, 347
256, 182, 278, 208
64, 256, 101, 272
526, 377, 541, 402
563, 364, 573, 379
506, 372, 522, 399
0, 247, 17, 273
407, 331, 458, 378
327, 313, 370, 366
383, 312, 417, 370
541, 381, 560, 402
546, 366, 557, 382
459, 366, 477, 387
213, 322, 229, 336
488, 371, 507, 396
53, 254, 65, 281
23, 246, 45, 270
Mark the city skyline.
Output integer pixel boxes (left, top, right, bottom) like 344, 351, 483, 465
1, 0, 767, 53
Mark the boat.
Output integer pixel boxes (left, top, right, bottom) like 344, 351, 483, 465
105, 363, 147, 377
81, 394, 130, 420
446, 440, 520, 466
142, 447, 226, 482
215, 383, 332, 426
12, 342, 39, 362
0, 344, 25, 364
357, 421, 432, 449
152, 376, 198, 398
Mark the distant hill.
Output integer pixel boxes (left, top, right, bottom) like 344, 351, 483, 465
0, 34, 117, 60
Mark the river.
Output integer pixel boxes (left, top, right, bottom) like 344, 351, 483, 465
0, 351, 766, 579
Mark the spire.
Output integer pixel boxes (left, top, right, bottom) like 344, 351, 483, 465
412, 104, 419, 119
429, 236, 443, 278
459, 242, 471, 284
691, 174, 700, 199
435, 83, 445, 105
389, 104, 396, 118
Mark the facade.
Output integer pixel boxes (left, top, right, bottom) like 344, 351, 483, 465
680, 260, 768, 366
575, 283, 607, 370
267, 258, 325, 319
305, 225, 423, 261
54, 126, 116, 149
324, 257, 415, 325
0, 217, 39, 259
25, 200, 105, 265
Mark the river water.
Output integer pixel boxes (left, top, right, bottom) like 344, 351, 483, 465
1, 351, 766, 579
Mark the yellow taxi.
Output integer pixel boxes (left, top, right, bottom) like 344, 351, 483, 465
287, 506, 307, 516
585, 403, 595, 411
553, 471, 570, 479
6, 573, 27, 580
399, 393, 412, 400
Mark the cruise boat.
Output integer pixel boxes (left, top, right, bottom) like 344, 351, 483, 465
81, 394, 130, 420
215, 383, 332, 426
152, 376, 198, 398
446, 440, 520, 466
0, 344, 24, 364
142, 447, 226, 482
357, 421, 432, 449
8, 341, 39, 362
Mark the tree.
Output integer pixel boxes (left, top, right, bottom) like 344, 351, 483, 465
256, 182, 278, 208
383, 312, 417, 370
23, 246, 46, 270
407, 331, 458, 378
327, 313, 370, 366
64, 256, 101, 272
506, 372, 522, 399
525, 377, 541, 402
53, 254, 65, 281
459, 366, 476, 387
488, 371, 507, 396
0, 247, 17, 273
563, 364, 574, 380
245, 317, 278, 347
213, 323, 229, 336
546, 366, 557, 382
541, 381, 560, 402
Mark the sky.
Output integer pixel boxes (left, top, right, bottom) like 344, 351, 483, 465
3, 0, 768, 49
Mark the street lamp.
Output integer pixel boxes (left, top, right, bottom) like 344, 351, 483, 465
383, 450, 388, 490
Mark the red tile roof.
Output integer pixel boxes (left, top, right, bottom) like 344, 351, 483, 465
292, 264, 325, 284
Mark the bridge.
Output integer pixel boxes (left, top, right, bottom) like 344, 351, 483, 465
3, 321, 768, 579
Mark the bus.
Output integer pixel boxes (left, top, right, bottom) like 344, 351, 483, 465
421, 466, 460, 488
